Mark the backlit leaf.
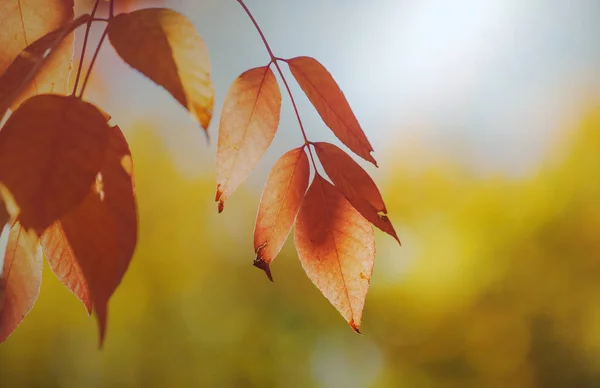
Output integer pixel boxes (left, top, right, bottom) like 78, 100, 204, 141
41, 223, 91, 313
215, 65, 282, 212
0, 223, 42, 343
42, 125, 137, 345
107, 8, 214, 132
253, 147, 309, 280
0, 94, 110, 233
314, 142, 399, 243
0, 0, 75, 110
294, 174, 375, 332
287, 56, 376, 165
0, 14, 90, 122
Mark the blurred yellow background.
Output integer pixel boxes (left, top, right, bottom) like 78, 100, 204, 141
2, 0, 600, 387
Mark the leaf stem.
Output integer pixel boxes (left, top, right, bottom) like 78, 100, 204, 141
237, 0, 318, 169
109, 0, 115, 18
78, 27, 108, 99
71, 0, 101, 96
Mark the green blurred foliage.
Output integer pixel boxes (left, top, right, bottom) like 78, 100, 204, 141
1, 105, 600, 387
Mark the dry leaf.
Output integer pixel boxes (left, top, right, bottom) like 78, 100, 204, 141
215, 65, 281, 212
287, 56, 376, 166
107, 8, 214, 132
0, 94, 110, 233
0, 223, 43, 343
314, 142, 399, 243
42, 125, 137, 345
294, 174, 375, 332
253, 147, 309, 280
0, 0, 75, 109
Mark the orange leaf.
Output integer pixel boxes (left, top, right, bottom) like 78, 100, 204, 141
0, 222, 43, 343
314, 142, 399, 243
0, 0, 75, 110
294, 174, 375, 332
0, 14, 89, 121
287, 56, 376, 166
107, 8, 214, 132
41, 223, 91, 314
43, 124, 137, 345
253, 147, 310, 280
215, 65, 282, 212
0, 94, 110, 234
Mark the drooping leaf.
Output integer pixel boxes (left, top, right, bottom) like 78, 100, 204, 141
314, 142, 399, 243
287, 56, 376, 166
0, 222, 43, 343
107, 8, 214, 132
294, 174, 375, 332
41, 223, 91, 313
0, 14, 90, 122
253, 147, 309, 280
0, 0, 75, 110
0, 94, 110, 234
215, 65, 282, 212
42, 125, 137, 345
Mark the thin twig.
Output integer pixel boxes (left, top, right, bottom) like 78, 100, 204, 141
72, 0, 101, 96
78, 27, 108, 99
236, 0, 318, 169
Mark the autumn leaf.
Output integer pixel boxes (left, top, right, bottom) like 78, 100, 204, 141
294, 174, 375, 332
253, 147, 309, 280
0, 14, 90, 122
107, 8, 214, 132
42, 125, 137, 345
215, 65, 282, 212
0, 94, 110, 233
314, 142, 399, 243
286, 56, 376, 166
0, 222, 43, 343
0, 0, 75, 110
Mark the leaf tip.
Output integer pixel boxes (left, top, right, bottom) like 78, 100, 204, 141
215, 185, 225, 213
350, 320, 362, 334
253, 257, 273, 282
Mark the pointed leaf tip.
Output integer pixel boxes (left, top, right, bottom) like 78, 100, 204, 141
253, 258, 273, 282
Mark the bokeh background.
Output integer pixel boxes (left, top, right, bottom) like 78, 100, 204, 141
1, 0, 600, 386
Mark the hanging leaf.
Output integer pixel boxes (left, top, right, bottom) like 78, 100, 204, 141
41, 223, 92, 313
215, 65, 282, 212
42, 125, 137, 345
0, 14, 90, 122
314, 142, 399, 243
0, 0, 75, 110
253, 147, 309, 280
107, 8, 214, 132
294, 174, 375, 332
0, 223, 43, 343
287, 56, 376, 166
0, 94, 110, 234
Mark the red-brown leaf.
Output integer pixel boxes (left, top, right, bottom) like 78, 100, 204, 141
107, 8, 214, 132
0, 94, 109, 234
314, 142, 399, 243
253, 147, 310, 280
0, 0, 75, 110
0, 222, 43, 343
0, 14, 89, 121
294, 174, 375, 332
43, 125, 137, 345
215, 65, 282, 212
287, 56, 376, 165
